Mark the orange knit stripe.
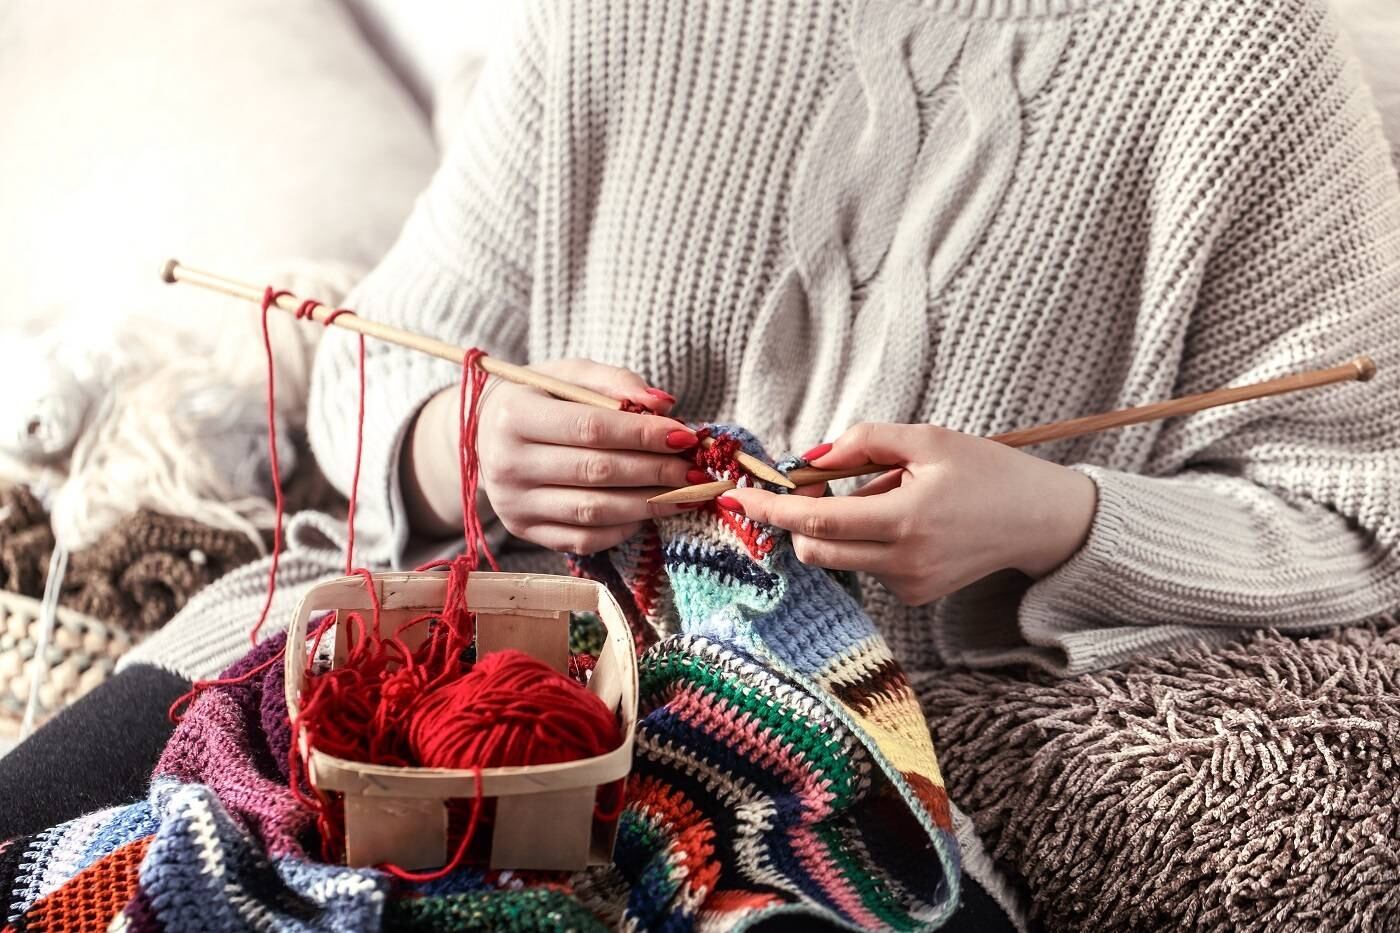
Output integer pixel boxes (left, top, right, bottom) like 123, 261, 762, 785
18, 836, 151, 932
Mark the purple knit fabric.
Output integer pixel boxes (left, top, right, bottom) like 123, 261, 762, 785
154, 634, 309, 859
120, 886, 161, 931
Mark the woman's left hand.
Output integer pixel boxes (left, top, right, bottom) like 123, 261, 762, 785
718, 423, 1098, 606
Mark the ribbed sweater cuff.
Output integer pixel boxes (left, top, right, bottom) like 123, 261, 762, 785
1017, 466, 1151, 671
1017, 466, 1257, 673
924, 0, 1119, 18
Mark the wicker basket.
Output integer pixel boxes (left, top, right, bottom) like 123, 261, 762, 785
285, 570, 638, 872
0, 590, 134, 737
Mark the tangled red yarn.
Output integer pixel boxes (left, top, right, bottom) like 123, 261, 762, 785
175, 284, 626, 880
408, 649, 621, 769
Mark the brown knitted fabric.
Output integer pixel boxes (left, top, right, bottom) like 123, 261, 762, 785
915, 624, 1400, 932
0, 486, 55, 598
66, 510, 260, 633
0, 486, 260, 633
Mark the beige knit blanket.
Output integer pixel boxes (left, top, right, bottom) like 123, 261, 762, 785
916, 625, 1400, 932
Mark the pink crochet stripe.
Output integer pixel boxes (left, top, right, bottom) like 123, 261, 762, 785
787, 826, 885, 928
666, 686, 839, 820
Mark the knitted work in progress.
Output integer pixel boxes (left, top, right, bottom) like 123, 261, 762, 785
915, 623, 1400, 932
0, 430, 958, 931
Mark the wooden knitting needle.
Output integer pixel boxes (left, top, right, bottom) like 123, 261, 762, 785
161, 259, 794, 489
650, 355, 1378, 504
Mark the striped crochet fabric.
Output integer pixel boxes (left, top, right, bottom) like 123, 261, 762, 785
0, 428, 958, 931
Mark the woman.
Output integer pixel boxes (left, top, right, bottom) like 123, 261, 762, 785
313, 0, 1400, 680
298, 3, 1400, 919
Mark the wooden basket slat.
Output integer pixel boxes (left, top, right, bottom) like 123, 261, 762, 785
284, 570, 638, 870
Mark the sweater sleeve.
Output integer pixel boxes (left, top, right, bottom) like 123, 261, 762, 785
999, 20, 1400, 673
306, 3, 551, 564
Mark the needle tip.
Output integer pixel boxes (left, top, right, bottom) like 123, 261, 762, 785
160, 258, 180, 283
1354, 356, 1378, 382
650, 479, 736, 504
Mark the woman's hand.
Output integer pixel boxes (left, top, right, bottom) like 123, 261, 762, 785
719, 423, 1097, 606
405, 359, 701, 554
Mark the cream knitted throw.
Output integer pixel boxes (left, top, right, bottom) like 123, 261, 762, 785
239, 0, 1389, 680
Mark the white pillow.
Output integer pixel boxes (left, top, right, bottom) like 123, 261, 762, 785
339, 0, 502, 112
0, 0, 437, 338
1333, 0, 1400, 168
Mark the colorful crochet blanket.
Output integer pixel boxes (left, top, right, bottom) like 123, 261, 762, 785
0, 430, 959, 931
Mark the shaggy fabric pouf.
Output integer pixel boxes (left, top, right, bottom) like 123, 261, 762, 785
915, 623, 1400, 932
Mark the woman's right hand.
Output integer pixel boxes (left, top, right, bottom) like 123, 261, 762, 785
405, 358, 701, 554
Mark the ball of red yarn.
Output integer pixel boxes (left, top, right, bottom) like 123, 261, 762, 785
407, 648, 621, 769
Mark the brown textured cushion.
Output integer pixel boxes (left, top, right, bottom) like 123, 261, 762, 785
916, 624, 1400, 931
0, 485, 266, 730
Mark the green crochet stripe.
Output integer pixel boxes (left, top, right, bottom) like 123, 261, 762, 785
383, 887, 606, 932
568, 611, 607, 656
639, 647, 863, 808
667, 564, 785, 623
620, 806, 670, 858
816, 823, 923, 932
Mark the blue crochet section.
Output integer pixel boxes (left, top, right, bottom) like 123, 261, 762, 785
140, 783, 388, 932
78, 800, 160, 871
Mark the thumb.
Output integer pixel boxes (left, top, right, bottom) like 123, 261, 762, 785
808, 422, 942, 470
535, 358, 676, 413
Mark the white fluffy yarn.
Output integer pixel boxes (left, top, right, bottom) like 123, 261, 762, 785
2, 259, 365, 553
49, 358, 294, 552
0, 355, 91, 465
0, 316, 137, 470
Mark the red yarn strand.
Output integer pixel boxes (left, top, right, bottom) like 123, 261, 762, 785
379, 768, 486, 883
291, 298, 366, 573
175, 285, 625, 876
169, 291, 365, 716
457, 349, 498, 571
248, 287, 295, 645
344, 334, 366, 573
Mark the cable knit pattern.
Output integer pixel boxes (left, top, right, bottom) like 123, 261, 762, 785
292, 0, 1400, 679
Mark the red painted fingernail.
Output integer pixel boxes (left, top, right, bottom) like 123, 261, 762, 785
666, 430, 699, 449
646, 387, 676, 404
716, 496, 745, 515
686, 469, 710, 484
801, 442, 833, 462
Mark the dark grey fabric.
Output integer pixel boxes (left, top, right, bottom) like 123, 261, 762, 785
0, 663, 188, 837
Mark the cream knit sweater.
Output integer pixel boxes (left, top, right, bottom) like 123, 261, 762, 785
127, 0, 1400, 683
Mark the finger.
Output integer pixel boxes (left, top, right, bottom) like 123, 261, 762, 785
513, 395, 698, 452
507, 444, 696, 489
515, 486, 684, 527
536, 358, 677, 413
719, 487, 900, 542
527, 522, 645, 555
810, 422, 948, 470
794, 482, 827, 498
850, 469, 905, 498
790, 535, 891, 572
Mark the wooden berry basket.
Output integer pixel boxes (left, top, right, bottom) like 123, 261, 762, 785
284, 571, 638, 872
